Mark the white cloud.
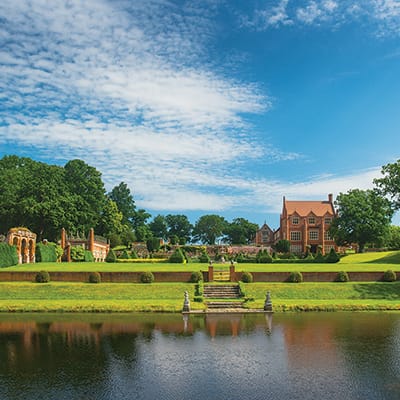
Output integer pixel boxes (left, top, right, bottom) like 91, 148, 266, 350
246, 0, 400, 36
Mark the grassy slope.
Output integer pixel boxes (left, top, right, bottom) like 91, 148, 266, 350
3, 251, 400, 272
0, 251, 399, 313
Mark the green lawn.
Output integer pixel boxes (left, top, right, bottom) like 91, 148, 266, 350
3, 250, 400, 273
0, 281, 398, 313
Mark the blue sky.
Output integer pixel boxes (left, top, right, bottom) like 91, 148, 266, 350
1, 0, 400, 228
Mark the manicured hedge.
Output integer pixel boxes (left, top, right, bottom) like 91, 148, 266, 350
0, 243, 18, 268
36, 242, 58, 262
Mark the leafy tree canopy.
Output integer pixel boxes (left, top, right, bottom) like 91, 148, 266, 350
165, 214, 192, 242
374, 159, 400, 210
192, 214, 227, 245
224, 218, 258, 244
330, 189, 393, 253
149, 215, 168, 240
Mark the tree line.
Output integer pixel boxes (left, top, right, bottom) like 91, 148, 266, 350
0, 156, 258, 246
1, 155, 400, 251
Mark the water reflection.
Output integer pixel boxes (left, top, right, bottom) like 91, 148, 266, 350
0, 313, 399, 400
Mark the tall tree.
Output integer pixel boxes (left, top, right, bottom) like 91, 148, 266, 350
64, 159, 106, 234
224, 218, 258, 244
149, 215, 168, 240
330, 189, 393, 253
374, 159, 400, 210
165, 214, 192, 243
108, 182, 136, 226
192, 214, 227, 245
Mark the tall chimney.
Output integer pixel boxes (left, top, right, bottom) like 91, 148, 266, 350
328, 193, 333, 203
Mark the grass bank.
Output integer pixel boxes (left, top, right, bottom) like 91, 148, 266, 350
3, 250, 400, 273
0, 281, 399, 313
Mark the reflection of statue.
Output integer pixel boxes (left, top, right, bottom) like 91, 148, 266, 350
183, 291, 190, 312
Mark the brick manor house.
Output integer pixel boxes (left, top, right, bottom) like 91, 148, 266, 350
255, 194, 337, 255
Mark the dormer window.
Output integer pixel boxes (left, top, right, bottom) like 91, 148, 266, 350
308, 217, 315, 225
292, 217, 299, 225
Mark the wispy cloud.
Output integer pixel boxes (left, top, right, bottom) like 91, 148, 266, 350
245, 0, 400, 36
0, 0, 302, 215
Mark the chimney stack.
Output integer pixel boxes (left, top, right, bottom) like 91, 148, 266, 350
328, 193, 333, 203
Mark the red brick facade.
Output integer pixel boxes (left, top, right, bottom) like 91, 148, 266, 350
279, 194, 337, 255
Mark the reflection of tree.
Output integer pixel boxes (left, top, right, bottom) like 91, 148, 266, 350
333, 314, 400, 399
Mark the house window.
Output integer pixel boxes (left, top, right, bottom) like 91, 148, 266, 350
324, 231, 332, 241
292, 217, 299, 225
324, 217, 332, 225
309, 230, 319, 240
308, 217, 315, 225
290, 231, 301, 241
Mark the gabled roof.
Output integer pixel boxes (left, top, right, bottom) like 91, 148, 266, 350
284, 200, 335, 217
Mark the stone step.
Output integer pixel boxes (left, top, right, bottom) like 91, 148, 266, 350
206, 301, 244, 309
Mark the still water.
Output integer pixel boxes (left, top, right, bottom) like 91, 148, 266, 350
0, 312, 399, 400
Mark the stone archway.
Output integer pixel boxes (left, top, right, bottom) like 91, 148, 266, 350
6, 228, 37, 264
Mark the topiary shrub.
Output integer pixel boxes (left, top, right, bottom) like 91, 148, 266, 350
336, 271, 349, 282
35, 242, 57, 263
169, 248, 185, 263
199, 251, 210, 263
119, 250, 130, 259
383, 269, 397, 282
241, 271, 253, 283
140, 271, 154, 283
105, 249, 117, 263
190, 271, 203, 283
313, 250, 325, 263
235, 253, 245, 263
88, 272, 101, 283
130, 249, 138, 259
288, 271, 303, 283
35, 270, 50, 283
195, 280, 204, 296
0, 243, 19, 267
325, 248, 340, 263
193, 296, 204, 302
257, 250, 273, 263
84, 250, 94, 262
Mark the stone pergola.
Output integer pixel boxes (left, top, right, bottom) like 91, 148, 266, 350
7, 227, 37, 264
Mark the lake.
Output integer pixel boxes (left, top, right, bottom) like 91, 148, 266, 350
0, 312, 399, 400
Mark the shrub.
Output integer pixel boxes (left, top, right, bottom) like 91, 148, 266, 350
190, 271, 203, 283
70, 246, 85, 262
336, 271, 349, 282
313, 250, 325, 263
88, 272, 101, 283
35, 270, 50, 283
169, 248, 185, 263
241, 271, 253, 283
0, 243, 18, 268
36, 242, 57, 262
199, 251, 210, 263
235, 253, 245, 263
238, 280, 246, 297
288, 271, 303, 283
257, 249, 273, 263
274, 239, 290, 253
140, 271, 154, 283
84, 250, 94, 262
105, 249, 117, 263
195, 280, 204, 296
130, 249, 138, 259
383, 269, 397, 282
325, 248, 340, 263
119, 250, 130, 259
193, 296, 204, 302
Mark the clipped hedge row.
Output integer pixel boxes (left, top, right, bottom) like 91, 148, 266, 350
36, 242, 57, 262
0, 243, 18, 268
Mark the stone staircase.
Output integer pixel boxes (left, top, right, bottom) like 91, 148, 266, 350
204, 284, 244, 310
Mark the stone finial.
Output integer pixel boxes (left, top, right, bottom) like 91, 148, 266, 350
264, 291, 273, 312
183, 290, 190, 312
